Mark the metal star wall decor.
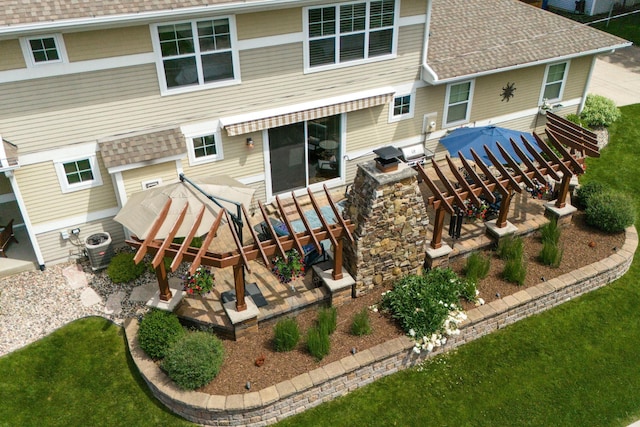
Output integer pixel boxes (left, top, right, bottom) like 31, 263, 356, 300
501, 82, 516, 102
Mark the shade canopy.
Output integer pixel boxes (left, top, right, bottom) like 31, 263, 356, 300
114, 175, 255, 240
439, 125, 540, 164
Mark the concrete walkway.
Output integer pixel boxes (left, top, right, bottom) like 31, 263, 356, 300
589, 45, 640, 106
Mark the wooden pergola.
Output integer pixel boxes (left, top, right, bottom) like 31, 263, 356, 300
127, 185, 355, 312
420, 113, 600, 249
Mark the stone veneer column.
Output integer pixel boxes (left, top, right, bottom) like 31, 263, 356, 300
343, 161, 429, 296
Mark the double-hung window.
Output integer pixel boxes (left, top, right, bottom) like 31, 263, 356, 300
444, 80, 474, 126
306, 0, 397, 71
153, 17, 239, 93
19, 34, 68, 67
54, 155, 103, 193
541, 61, 569, 103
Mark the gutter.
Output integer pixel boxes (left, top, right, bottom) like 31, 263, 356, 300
0, 0, 321, 36
420, 0, 439, 84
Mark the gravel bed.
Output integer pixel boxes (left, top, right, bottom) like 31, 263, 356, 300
0, 257, 188, 357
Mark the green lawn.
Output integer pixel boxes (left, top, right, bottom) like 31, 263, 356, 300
1, 107, 639, 426
0, 317, 193, 427
551, 5, 640, 45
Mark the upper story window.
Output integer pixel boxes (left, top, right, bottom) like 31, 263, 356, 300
444, 80, 474, 127
389, 93, 415, 122
152, 17, 240, 94
305, 0, 397, 72
54, 155, 103, 194
19, 34, 68, 67
541, 61, 569, 103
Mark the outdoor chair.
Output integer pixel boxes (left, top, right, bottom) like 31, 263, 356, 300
255, 218, 327, 268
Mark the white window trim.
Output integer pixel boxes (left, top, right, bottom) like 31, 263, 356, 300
54, 154, 103, 194
388, 91, 415, 123
303, 0, 399, 74
19, 34, 69, 68
150, 16, 241, 96
182, 121, 224, 166
539, 60, 571, 105
443, 79, 475, 128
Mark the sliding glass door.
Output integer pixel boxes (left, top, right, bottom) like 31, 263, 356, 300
268, 115, 341, 195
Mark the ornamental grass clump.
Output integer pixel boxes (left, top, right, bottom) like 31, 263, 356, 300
306, 326, 330, 361
539, 241, 563, 267
463, 252, 491, 284
498, 235, 526, 285
540, 219, 561, 245
317, 306, 337, 336
350, 308, 372, 336
273, 317, 300, 352
381, 269, 473, 351
585, 191, 635, 233
138, 309, 186, 360
107, 252, 148, 284
161, 331, 225, 390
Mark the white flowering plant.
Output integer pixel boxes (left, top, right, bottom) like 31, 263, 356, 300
381, 268, 477, 353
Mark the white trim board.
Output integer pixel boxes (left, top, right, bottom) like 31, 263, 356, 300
31, 207, 120, 234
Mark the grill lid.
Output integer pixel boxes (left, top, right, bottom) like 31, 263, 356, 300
373, 146, 403, 160
400, 144, 426, 160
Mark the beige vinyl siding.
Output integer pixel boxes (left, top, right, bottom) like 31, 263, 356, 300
237, 8, 302, 39
15, 156, 118, 225
64, 26, 153, 61
562, 56, 591, 100
36, 217, 125, 265
401, 0, 428, 17
0, 39, 26, 71
0, 24, 423, 155
122, 161, 182, 198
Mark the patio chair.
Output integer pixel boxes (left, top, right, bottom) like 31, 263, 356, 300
254, 218, 327, 268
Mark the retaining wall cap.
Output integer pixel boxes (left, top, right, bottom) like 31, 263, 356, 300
308, 367, 329, 385
477, 304, 497, 318
322, 360, 346, 378
502, 294, 521, 309
353, 348, 375, 366
536, 282, 556, 295
259, 385, 279, 405
512, 290, 533, 304
465, 308, 483, 323
340, 355, 360, 373
244, 392, 262, 410
488, 298, 508, 314
206, 394, 227, 411
290, 373, 313, 392
545, 277, 566, 291
525, 286, 544, 299
275, 380, 296, 399
225, 394, 245, 411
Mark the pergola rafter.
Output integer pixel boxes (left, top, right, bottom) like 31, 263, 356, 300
126, 184, 355, 312
422, 114, 599, 249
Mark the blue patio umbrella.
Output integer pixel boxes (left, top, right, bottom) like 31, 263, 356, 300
439, 125, 540, 165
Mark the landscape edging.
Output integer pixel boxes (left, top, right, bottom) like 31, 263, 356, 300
124, 225, 637, 427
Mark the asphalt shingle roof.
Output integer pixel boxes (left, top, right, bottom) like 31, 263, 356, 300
98, 128, 186, 169
428, 0, 629, 80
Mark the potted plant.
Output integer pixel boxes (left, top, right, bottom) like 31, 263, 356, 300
271, 249, 305, 283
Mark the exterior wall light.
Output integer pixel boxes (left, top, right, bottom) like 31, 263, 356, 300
246, 137, 254, 149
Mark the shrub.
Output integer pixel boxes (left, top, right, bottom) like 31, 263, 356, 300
306, 326, 330, 361
350, 308, 372, 336
579, 94, 621, 127
317, 306, 337, 335
496, 235, 524, 261
585, 191, 636, 233
463, 252, 491, 284
172, 236, 203, 248
539, 241, 563, 267
503, 256, 527, 286
381, 269, 471, 339
138, 309, 185, 360
539, 219, 561, 245
565, 113, 590, 129
161, 331, 225, 390
107, 252, 147, 284
575, 181, 606, 210
273, 318, 300, 352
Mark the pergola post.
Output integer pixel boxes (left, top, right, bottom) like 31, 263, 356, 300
233, 264, 247, 311
155, 262, 173, 301
430, 206, 446, 249
496, 189, 514, 228
554, 174, 572, 209
332, 239, 344, 281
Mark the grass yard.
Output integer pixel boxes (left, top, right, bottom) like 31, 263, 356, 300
0, 317, 193, 427
1, 107, 639, 426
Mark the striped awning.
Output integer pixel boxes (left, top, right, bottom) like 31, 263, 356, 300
223, 92, 394, 136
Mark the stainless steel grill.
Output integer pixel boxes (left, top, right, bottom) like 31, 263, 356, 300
399, 144, 434, 168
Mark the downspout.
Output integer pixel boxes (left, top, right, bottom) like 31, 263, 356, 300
420, 0, 439, 84
580, 54, 600, 113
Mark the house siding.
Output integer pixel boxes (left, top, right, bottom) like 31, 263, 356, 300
122, 161, 182, 197
0, 39, 26, 71
64, 26, 153, 61
15, 156, 118, 225
236, 8, 301, 39
36, 217, 125, 265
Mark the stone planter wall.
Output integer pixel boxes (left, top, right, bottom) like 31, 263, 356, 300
124, 226, 637, 427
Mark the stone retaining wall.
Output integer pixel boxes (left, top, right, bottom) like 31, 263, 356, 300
124, 226, 637, 427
